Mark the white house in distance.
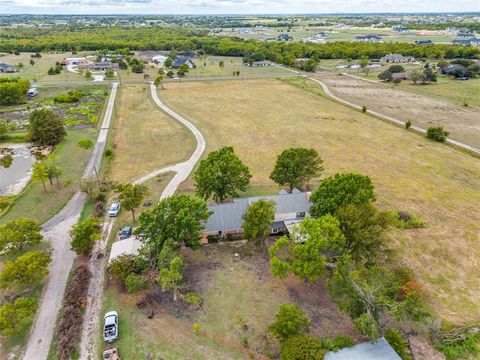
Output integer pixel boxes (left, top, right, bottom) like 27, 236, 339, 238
152, 55, 168, 64
380, 53, 415, 63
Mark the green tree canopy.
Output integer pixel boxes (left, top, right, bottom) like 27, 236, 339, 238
28, 108, 66, 147
194, 146, 251, 203
0, 297, 37, 336
427, 126, 449, 142
0, 251, 51, 292
269, 216, 346, 282
281, 334, 326, 360
310, 173, 375, 217
0, 218, 43, 255
334, 203, 390, 264
115, 183, 149, 221
270, 147, 324, 192
137, 194, 211, 268
268, 304, 311, 342
0, 78, 30, 106
243, 199, 275, 258
70, 217, 101, 256
157, 256, 183, 302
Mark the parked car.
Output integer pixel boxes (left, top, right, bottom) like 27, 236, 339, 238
27, 88, 38, 97
118, 226, 132, 240
103, 311, 118, 343
103, 347, 120, 360
108, 202, 120, 217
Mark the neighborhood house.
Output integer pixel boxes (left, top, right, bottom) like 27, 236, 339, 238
0, 63, 17, 72
355, 34, 382, 42
172, 58, 196, 69
247, 60, 274, 67
380, 53, 415, 63
78, 62, 119, 72
203, 190, 313, 241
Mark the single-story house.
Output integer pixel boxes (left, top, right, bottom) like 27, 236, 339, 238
355, 35, 382, 42
152, 55, 168, 64
78, 62, 119, 72
392, 26, 408, 32
452, 38, 480, 46
415, 40, 432, 45
441, 64, 465, 75
277, 34, 291, 41
391, 72, 411, 81
177, 52, 199, 59
0, 63, 17, 72
172, 58, 196, 69
247, 60, 274, 67
380, 54, 415, 63
66, 57, 88, 65
313, 32, 326, 39
458, 33, 475, 38
109, 236, 143, 263
203, 190, 312, 241
324, 338, 401, 360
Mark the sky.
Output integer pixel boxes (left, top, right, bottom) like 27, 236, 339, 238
0, 0, 479, 15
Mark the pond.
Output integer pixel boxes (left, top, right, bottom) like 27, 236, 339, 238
0, 143, 36, 196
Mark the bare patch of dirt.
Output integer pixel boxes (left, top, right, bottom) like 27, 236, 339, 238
314, 73, 480, 149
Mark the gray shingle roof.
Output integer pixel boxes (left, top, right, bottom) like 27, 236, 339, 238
203, 192, 312, 233
325, 338, 402, 360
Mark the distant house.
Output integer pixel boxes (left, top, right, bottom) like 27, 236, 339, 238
66, 57, 88, 65
313, 32, 326, 39
152, 55, 168, 64
391, 72, 410, 81
380, 53, 415, 63
247, 60, 274, 67
415, 40, 432, 45
458, 33, 475, 38
172, 58, 196, 69
441, 64, 465, 75
392, 26, 408, 32
203, 190, 313, 241
355, 34, 382, 42
0, 63, 17, 73
177, 52, 199, 59
277, 33, 291, 41
324, 337, 401, 360
78, 62, 119, 72
452, 38, 480, 46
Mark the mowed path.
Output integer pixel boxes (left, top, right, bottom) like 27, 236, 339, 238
78, 82, 205, 359
22, 82, 119, 360
312, 73, 480, 150
159, 78, 480, 324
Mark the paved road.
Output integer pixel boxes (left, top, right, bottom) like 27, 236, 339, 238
22, 82, 118, 360
78, 82, 206, 359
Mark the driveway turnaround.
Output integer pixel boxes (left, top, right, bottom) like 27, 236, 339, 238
22, 82, 118, 360
78, 82, 206, 359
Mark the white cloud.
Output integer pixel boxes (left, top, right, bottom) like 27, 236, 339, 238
0, 0, 479, 14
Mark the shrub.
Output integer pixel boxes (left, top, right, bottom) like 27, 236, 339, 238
109, 255, 136, 281
281, 334, 326, 360
427, 127, 449, 142
361, 106, 367, 113
384, 329, 413, 360
192, 323, 201, 334
183, 292, 202, 307
436, 327, 480, 360
53, 90, 82, 103
125, 273, 146, 293
268, 304, 310, 342
391, 211, 425, 229
405, 120, 412, 129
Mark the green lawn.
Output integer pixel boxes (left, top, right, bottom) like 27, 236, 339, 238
0, 128, 98, 224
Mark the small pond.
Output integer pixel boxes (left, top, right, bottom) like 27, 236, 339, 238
0, 143, 36, 196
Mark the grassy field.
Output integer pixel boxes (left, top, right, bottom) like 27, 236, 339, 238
0, 52, 91, 82
0, 128, 98, 224
159, 78, 480, 324
313, 72, 480, 149
102, 242, 355, 359
106, 84, 195, 183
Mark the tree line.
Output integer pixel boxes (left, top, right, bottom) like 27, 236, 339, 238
1, 27, 479, 64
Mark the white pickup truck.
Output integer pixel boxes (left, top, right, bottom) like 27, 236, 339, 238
103, 311, 119, 343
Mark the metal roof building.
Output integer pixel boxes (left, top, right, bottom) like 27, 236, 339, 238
325, 338, 402, 360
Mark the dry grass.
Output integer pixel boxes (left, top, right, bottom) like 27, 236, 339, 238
313, 73, 480, 149
159, 78, 480, 324
107, 84, 195, 183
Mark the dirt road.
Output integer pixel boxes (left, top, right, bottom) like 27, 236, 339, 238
77, 82, 206, 359
22, 82, 118, 360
